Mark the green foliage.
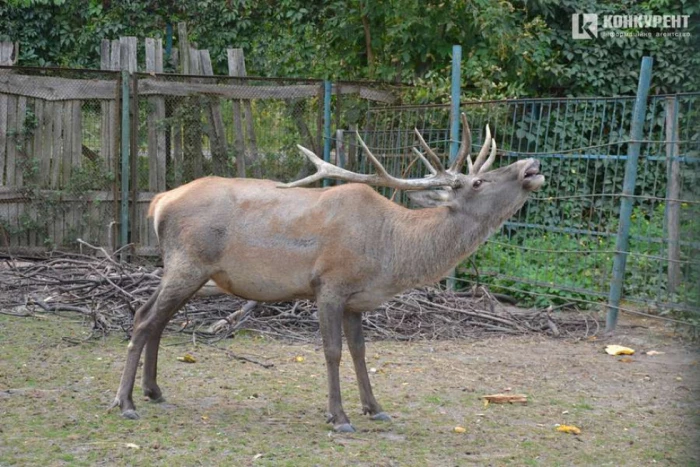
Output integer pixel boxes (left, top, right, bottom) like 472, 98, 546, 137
464, 230, 613, 308
462, 203, 699, 316
1, 0, 698, 99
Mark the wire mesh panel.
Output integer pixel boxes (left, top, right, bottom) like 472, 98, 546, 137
462, 97, 638, 308
359, 94, 700, 317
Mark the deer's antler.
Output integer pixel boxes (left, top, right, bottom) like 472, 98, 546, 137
281, 113, 497, 190
413, 113, 497, 176
280, 133, 460, 190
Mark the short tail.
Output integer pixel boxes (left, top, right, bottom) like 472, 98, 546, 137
148, 193, 167, 242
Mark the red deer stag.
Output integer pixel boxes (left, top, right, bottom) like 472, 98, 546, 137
110, 113, 545, 432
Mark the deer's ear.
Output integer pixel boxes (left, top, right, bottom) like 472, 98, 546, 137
407, 188, 455, 208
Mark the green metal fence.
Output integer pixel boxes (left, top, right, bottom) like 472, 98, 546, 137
347, 91, 699, 320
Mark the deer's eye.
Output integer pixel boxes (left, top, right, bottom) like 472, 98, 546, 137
472, 179, 483, 189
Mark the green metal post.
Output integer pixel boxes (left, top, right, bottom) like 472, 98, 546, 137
449, 45, 462, 164
447, 45, 462, 290
606, 57, 654, 332
120, 69, 130, 255
322, 80, 332, 187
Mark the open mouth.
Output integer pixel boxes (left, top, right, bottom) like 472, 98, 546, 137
522, 160, 545, 191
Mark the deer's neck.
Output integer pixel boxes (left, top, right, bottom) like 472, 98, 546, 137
388, 207, 496, 289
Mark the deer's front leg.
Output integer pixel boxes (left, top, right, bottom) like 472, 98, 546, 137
318, 299, 354, 433
343, 310, 391, 422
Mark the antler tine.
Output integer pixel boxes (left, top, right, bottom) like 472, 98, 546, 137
470, 125, 492, 174
479, 138, 497, 173
411, 147, 438, 175
279, 145, 356, 188
448, 113, 473, 174
355, 130, 392, 179
413, 128, 446, 172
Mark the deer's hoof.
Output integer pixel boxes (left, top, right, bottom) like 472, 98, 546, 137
334, 423, 356, 433
370, 412, 392, 422
121, 409, 140, 420
148, 396, 166, 404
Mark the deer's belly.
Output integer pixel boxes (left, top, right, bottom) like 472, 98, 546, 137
210, 269, 314, 302
344, 289, 398, 313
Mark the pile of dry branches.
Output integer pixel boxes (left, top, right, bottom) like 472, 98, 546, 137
0, 250, 599, 342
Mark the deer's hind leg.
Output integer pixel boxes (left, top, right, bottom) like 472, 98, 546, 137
111, 264, 207, 419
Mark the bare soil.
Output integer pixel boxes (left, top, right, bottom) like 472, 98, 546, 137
0, 312, 698, 466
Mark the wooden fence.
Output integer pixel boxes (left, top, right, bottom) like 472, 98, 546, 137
0, 36, 396, 256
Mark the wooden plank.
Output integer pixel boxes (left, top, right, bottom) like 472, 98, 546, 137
51, 101, 64, 188
119, 36, 138, 72
177, 22, 190, 74
136, 191, 157, 251
228, 48, 261, 177
0, 77, 394, 106
0, 74, 117, 101
61, 100, 73, 184
110, 39, 121, 71
200, 49, 229, 177
172, 117, 183, 185
0, 74, 394, 103
128, 37, 138, 72
186, 47, 203, 179
8, 202, 19, 249
0, 94, 6, 185
15, 96, 26, 187
0, 187, 114, 201
51, 200, 62, 248
145, 38, 167, 191
31, 100, 43, 183
356, 86, 396, 104
665, 97, 681, 293
100, 40, 111, 69
139, 78, 319, 100
72, 101, 82, 169
155, 96, 166, 188
27, 198, 37, 248
5, 95, 17, 186
39, 101, 53, 186
227, 49, 246, 177
145, 38, 157, 72
101, 39, 113, 170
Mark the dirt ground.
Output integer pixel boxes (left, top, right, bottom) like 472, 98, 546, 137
0, 311, 698, 466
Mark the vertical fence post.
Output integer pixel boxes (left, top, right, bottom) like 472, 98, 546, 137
664, 96, 681, 293
322, 80, 332, 187
606, 56, 654, 332
120, 69, 130, 258
447, 45, 462, 290
449, 45, 462, 163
